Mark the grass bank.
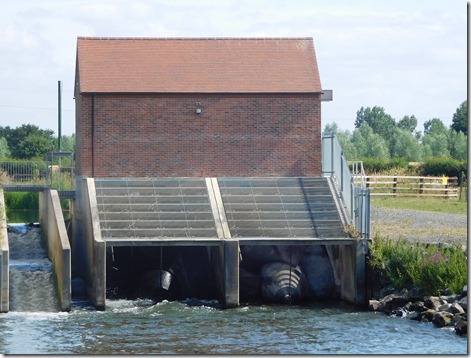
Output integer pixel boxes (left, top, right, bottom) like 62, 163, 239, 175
371, 196, 467, 215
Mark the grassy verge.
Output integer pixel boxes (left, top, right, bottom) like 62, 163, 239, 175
371, 196, 467, 215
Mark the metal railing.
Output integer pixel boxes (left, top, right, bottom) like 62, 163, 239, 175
0, 161, 49, 186
322, 133, 370, 239
350, 161, 366, 188
0, 152, 75, 195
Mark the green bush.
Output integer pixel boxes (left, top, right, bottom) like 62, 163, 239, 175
413, 245, 468, 294
4, 192, 39, 210
418, 157, 466, 177
360, 157, 410, 174
369, 236, 467, 295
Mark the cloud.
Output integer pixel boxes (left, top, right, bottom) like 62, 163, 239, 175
0, 0, 466, 135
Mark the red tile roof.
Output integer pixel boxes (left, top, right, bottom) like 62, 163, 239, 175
76, 37, 321, 93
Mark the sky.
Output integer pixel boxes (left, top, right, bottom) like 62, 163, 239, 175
0, 0, 467, 136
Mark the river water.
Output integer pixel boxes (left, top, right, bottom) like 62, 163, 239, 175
1, 225, 467, 355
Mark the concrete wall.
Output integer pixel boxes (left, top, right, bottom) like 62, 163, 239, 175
326, 240, 368, 305
223, 240, 240, 308
73, 177, 106, 310
75, 93, 322, 178
39, 189, 71, 311
0, 190, 9, 312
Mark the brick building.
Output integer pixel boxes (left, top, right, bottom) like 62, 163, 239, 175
74, 37, 323, 178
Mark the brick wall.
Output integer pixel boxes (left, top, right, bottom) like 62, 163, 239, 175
75, 93, 322, 177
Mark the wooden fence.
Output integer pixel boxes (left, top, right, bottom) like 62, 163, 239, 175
353, 175, 460, 197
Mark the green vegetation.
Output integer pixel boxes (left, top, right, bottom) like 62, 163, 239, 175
325, 100, 468, 163
0, 124, 75, 160
360, 157, 412, 175
4, 192, 39, 210
451, 100, 468, 135
371, 196, 467, 215
369, 237, 467, 295
357, 157, 467, 179
418, 157, 467, 178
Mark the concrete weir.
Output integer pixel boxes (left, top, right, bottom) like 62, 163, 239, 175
73, 176, 368, 309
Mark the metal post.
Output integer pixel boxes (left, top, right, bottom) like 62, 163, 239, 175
58, 81, 62, 152
330, 135, 334, 178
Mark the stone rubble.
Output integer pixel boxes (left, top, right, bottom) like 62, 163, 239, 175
369, 285, 467, 336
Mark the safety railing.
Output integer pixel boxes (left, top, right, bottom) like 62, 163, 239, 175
0, 161, 49, 186
0, 152, 75, 197
322, 133, 370, 239
349, 161, 366, 189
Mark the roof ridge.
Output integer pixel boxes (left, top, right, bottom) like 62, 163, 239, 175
77, 36, 313, 41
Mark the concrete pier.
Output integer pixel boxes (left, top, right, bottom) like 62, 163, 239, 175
223, 239, 240, 307
73, 177, 106, 310
39, 189, 72, 311
0, 190, 9, 312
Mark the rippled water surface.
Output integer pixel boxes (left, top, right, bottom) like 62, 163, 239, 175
2, 224, 467, 355
0, 299, 467, 355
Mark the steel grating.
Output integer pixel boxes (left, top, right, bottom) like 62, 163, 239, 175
93, 177, 349, 243
217, 177, 348, 238
94, 178, 218, 240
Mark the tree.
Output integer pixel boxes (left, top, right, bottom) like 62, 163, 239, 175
421, 118, 450, 159
17, 133, 55, 159
323, 122, 340, 134
355, 106, 396, 139
389, 127, 423, 161
60, 134, 76, 152
1, 124, 55, 159
451, 100, 468, 135
351, 123, 390, 160
423, 118, 447, 136
448, 130, 468, 162
323, 122, 358, 160
422, 132, 450, 159
397, 115, 418, 133
0, 137, 10, 158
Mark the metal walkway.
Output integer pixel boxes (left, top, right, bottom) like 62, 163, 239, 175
94, 177, 350, 246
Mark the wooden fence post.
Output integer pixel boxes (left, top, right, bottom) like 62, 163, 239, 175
459, 171, 465, 201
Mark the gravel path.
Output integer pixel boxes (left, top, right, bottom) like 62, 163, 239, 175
370, 206, 468, 246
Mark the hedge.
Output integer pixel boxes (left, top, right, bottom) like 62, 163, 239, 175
418, 157, 467, 178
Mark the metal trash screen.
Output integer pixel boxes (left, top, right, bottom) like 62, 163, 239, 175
217, 177, 347, 238
95, 178, 218, 240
